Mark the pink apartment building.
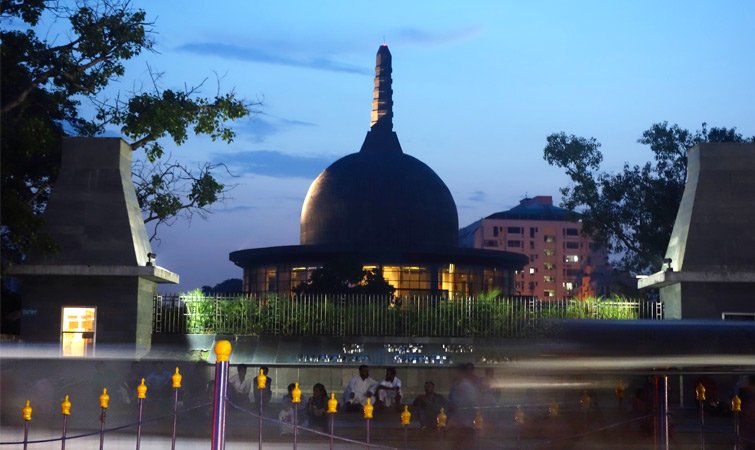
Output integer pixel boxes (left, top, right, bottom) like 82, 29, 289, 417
460, 196, 609, 299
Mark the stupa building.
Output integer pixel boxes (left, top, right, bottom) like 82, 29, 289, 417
230, 45, 527, 296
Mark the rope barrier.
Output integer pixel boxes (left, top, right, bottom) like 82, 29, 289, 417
517, 414, 654, 449
226, 399, 402, 450
0, 402, 212, 446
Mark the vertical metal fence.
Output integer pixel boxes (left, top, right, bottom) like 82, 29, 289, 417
152, 294, 663, 337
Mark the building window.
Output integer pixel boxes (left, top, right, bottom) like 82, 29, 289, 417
530, 227, 538, 238
565, 255, 580, 263
530, 254, 538, 262
563, 282, 574, 290
565, 268, 581, 277
484, 240, 498, 247
507, 240, 522, 248
493, 227, 499, 237
544, 275, 555, 283
544, 235, 555, 243
507, 226, 523, 234
544, 249, 555, 256
529, 241, 535, 250
544, 289, 555, 297
529, 267, 537, 274
565, 241, 580, 249
564, 228, 579, 236
61, 307, 96, 357
544, 263, 555, 270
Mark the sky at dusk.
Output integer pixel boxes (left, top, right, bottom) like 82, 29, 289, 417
105, 1, 755, 291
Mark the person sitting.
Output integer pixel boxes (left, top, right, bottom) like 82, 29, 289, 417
278, 383, 300, 435
228, 364, 252, 405
375, 367, 402, 411
252, 366, 273, 406
343, 364, 377, 412
412, 381, 447, 430
307, 383, 329, 431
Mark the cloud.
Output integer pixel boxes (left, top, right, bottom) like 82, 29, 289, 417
217, 150, 334, 179
237, 114, 316, 143
177, 42, 371, 75
215, 205, 256, 214
468, 191, 487, 202
394, 26, 483, 47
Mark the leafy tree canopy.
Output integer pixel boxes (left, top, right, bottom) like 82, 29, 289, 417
1, 0, 253, 268
543, 122, 753, 275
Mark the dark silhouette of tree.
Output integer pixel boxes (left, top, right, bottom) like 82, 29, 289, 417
543, 122, 753, 275
1, 0, 253, 270
201, 278, 243, 295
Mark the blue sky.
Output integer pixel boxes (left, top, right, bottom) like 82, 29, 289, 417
110, 1, 755, 291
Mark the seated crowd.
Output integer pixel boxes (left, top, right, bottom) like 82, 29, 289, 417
227, 363, 494, 433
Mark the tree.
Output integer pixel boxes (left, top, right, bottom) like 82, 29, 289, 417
201, 278, 243, 295
543, 122, 753, 275
1, 0, 252, 267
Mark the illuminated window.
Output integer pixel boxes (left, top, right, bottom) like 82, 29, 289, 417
544, 263, 555, 270
529, 267, 537, 274
563, 282, 574, 290
544, 249, 555, 256
544, 235, 555, 243
61, 307, 96, 357
544, 290, 556, 297
544, 275, 555, 283
565, 255, 580, 263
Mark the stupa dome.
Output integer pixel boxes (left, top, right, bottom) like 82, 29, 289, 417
300, 45, 458, 249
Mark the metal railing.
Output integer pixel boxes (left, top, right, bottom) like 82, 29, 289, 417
153, 294, 663, 337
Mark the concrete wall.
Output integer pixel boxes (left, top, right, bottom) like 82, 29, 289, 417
20, 276, 156, 354
33, 138, 152, 266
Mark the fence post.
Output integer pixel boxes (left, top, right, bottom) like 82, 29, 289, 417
364, 398, 374, 449
656, 375, 669, 450
436, 407, 447, 441
60, 395, 71, 450
515, 405, 525, 447
22, 400, 31, 450
171, 368, 182, 450
327, 392, 338, 450
292, 382, 302, 450
211, 340, 232, 450
732, 394, 742, 449
135, 378, 147, 450
256, 367, 267, 449
696, 382, 706, 450
401, 404, 411, 449
98, 388, 109, 450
